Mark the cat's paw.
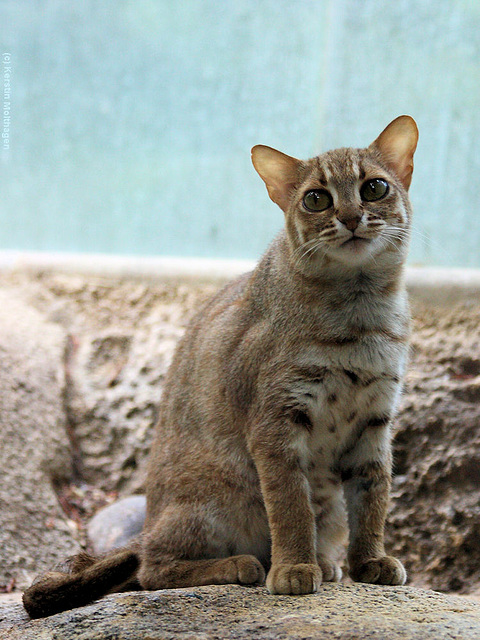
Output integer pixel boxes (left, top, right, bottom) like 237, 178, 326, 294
223, 555, 266, 585
349, 556, 406, 585
317, 558, 342, 582
266, 563, 322, 595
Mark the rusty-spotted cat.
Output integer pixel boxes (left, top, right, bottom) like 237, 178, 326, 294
24, 115, 418, 618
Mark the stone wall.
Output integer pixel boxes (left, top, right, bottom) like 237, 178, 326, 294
0, 270, 479, 595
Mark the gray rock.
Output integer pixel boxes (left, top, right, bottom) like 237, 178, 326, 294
2, 272, 480, 597
0, 288, 80, 590
61, 282, 214, 495
388, 299, 480, 593
88, 495, 146, 553
1, 584, 480, 639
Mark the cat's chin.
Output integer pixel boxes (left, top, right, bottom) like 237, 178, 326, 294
340, 236, 372, 253
328, 236, 378, 267
296, 239, 381, 274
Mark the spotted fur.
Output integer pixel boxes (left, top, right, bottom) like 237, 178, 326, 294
23, 116, 418, 617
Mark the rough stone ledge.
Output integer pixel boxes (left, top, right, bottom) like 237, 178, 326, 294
1, 583, 480, 640
1, 251, 480, 305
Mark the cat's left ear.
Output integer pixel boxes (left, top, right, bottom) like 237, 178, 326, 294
251, 145, 301, 212
370, 116, 419, 190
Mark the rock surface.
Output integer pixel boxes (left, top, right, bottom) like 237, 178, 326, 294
0, 271, 480, 599
389, 299, 480, 594
0, 288, 80, 590
1, 584, 480, 640
88, 495, 146, 554
10, 273, 217, 495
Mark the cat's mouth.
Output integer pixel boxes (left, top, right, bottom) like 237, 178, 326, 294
327, 233, 378, 265
341, 235, 371, 249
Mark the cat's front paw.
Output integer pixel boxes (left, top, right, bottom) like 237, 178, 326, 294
349, 556, 406, 585
223, 554, 266, 585
266, 563, 322, 595
317, 557, 342, 582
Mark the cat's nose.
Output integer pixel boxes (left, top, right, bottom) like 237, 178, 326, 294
336, 212, 362, 231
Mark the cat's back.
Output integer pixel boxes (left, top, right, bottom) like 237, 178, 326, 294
155, 266, 265, 435
166, 269, 257, 379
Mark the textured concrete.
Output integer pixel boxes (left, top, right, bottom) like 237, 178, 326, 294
2, 584, 480, 640
388, 297, 480, 593
0, 288, 80, 590
2, 270, 480, 596
1, 252, 480, 299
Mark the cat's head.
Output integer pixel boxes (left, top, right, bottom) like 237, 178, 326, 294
252, 116, 418, 272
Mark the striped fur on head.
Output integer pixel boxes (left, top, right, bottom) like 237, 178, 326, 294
252, 116, 418, 273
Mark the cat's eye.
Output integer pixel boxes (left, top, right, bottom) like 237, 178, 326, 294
303, 189, 333, 212
361, 179, 389, 202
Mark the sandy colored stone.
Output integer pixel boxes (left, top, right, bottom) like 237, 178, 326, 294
0, 288, 80, 590
4, 272, 217, 495
387, 298, 480, 593
1, 271, 480, 597
1, 584, 480, 640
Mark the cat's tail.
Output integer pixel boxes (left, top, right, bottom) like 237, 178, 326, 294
22, 544, 140, 619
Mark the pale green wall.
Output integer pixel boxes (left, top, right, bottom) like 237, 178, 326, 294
1, 0, 480, 266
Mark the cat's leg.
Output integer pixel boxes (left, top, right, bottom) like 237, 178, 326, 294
138, 503, 265, 590
311, 477, 348, 582
340, 425, 406, 585
250, 427, 322, 595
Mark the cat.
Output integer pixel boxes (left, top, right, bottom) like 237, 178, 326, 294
23, 115, 418, 618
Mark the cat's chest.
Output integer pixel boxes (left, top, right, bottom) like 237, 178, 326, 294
288, 334, 408, 465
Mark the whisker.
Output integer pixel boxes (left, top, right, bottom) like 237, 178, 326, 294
292, 237, 318, 261
392, 225, 451, 259
291, 236, 326, 269
378, 233, 403, 253
301, 240, 324, 259
382, 232, 408, 243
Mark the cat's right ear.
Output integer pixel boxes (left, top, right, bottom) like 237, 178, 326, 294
251, 145, 301, 212
369, 116, 419, 190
